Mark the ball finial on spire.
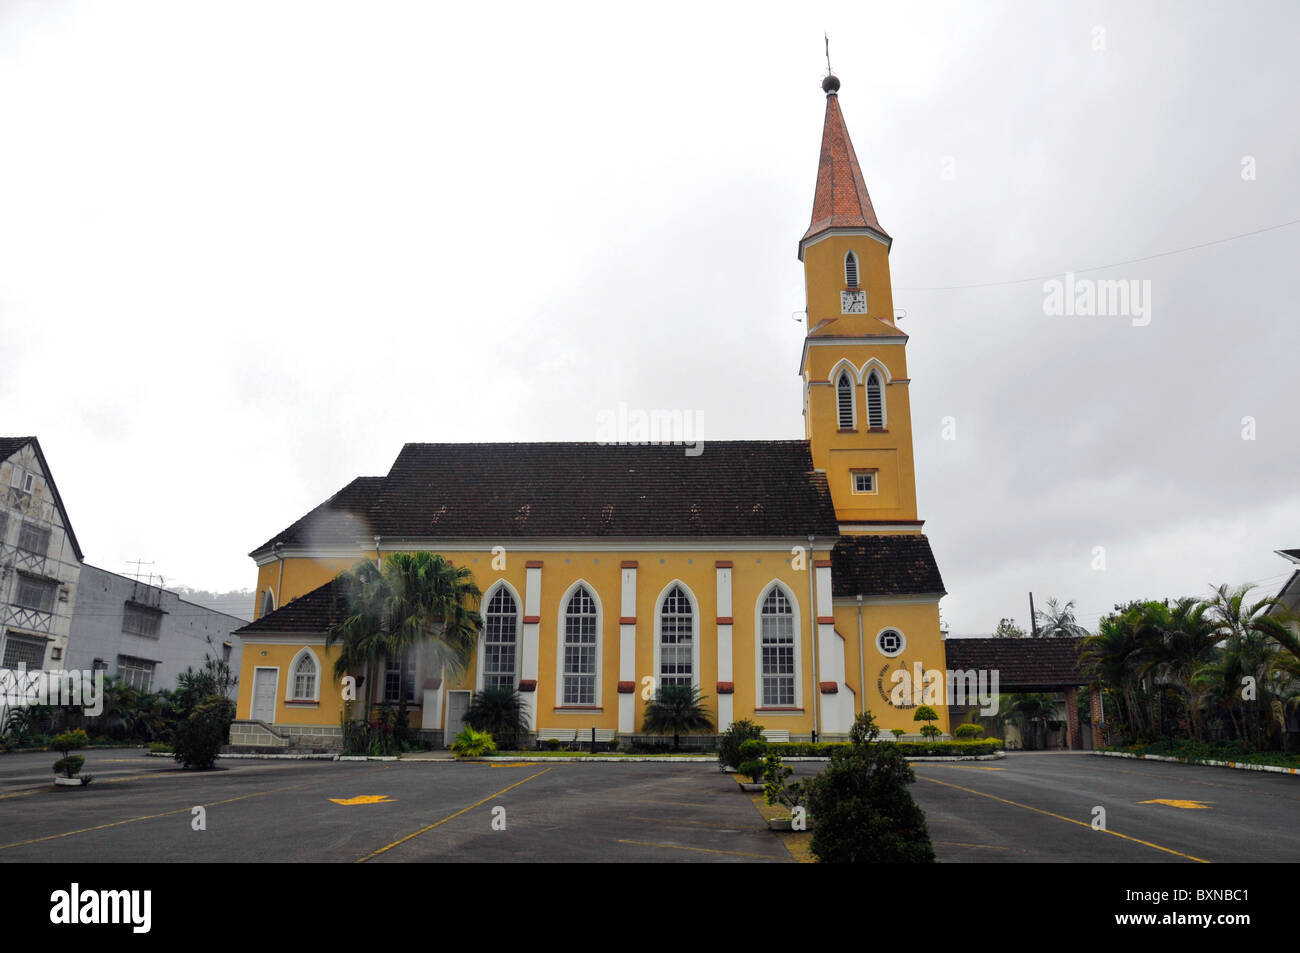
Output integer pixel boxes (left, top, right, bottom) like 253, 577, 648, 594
822, 33, 839, 94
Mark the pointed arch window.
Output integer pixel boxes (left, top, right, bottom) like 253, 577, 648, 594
483, 587, 519, 692
760, 586, 796, 707
659, 585, 694, 689
293, 652, 318, 700
563, 586, 598, 705
844, 250, 859, 288
866, 370, 885, 429
836, 371, 855, 430
260, 590, 275, 618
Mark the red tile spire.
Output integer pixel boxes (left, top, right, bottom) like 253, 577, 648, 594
801, 73, 890, 250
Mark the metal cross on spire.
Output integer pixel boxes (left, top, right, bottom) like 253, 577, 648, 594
824, 32, 833, 75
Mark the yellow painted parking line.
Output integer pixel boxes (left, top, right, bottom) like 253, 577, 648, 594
916, 774, 1210, 863
0, 767, 223, 801
618, 838, 785, 860
356, 767, 552, 863
1139, 799, 1211, 809
330, 795, 395, 805
630, 798, 712, 808
488, 762, 536, 768
921, 764, 1004, 771
0, 766, 390, 852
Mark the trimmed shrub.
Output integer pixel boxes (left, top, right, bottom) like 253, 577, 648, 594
717, 719, 765, 770
737, 738, 768, 782
173, 697, 235, 770
52, 755, 85, 778
802, 712, 935, 863
953, 723, 984, 739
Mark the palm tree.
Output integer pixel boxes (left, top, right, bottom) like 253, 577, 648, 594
1204, 583, 1293, 749
464, 687, 530, 749
326, 553, 483, 724
642, 684, 713, 750
1033, 598, 1089, 638
1000, 693, 1061, 749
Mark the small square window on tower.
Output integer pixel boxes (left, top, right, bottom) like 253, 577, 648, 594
851, 470, 877, 494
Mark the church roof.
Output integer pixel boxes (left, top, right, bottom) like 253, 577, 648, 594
944, 637, 1085, 691
251, 441, 840, 555
801, 78, 890, 251
831, 534, 946, 598
235, 577, 345, 635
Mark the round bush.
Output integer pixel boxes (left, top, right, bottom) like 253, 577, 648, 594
173, 697, 235, 770
953, 723, 984, 739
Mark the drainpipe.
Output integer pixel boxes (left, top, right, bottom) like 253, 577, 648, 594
856, 594, 865, 716
807, 534, 820, 737
374, 535, 382, 569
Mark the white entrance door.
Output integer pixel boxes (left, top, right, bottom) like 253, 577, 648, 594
252, 669, 278, 723
446, 690, 471, 745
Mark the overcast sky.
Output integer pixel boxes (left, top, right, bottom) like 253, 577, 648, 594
2, 1, 1297, 634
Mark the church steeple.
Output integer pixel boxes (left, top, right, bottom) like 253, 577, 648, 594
799, 70, 919, 531
800, 73, 891, 260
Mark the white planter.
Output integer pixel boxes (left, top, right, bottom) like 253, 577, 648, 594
53, 776, 85, 787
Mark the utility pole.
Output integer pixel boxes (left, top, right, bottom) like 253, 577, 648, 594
1029, 592, 1039, 637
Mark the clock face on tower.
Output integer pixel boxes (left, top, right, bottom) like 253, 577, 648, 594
841, 290, 866, 314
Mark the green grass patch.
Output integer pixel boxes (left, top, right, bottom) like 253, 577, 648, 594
1102, 739, 1300, 769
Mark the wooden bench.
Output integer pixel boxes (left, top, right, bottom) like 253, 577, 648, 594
538, 728, 617, 746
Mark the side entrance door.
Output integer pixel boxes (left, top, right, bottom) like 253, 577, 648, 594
252, 668, 278, 723
445, 690, 471, 746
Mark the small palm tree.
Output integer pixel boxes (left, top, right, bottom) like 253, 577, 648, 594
465, 687, 530, 750
642, 684, 713, 750
1034, 598, 1089, 638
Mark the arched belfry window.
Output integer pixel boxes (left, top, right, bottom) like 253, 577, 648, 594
844, 250, 859, 288
837, 371, 855, 430
866, 370, 885, 429
659, 585, 694, 689
483, 587, 519, 691
260, 590, 275, 618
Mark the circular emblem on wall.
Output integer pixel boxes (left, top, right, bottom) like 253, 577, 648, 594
876, 628, 905, 658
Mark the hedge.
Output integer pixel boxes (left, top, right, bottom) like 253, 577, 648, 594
769, 739, 1003, 758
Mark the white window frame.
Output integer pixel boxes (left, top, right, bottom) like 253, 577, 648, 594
851, 470, 878, 495
477, 581, 522, 693
286, 646, 322, 702
260, 589, 276, 618
555, 580, 602, 709
876, 627, 906, 659
653, 581, 700, 693
117, 656, 156, 692
754, 581, 803, 711
844, 249, 859, 288
382, 647, 418, 705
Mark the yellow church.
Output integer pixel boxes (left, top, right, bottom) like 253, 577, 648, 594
231, 71, 950, 749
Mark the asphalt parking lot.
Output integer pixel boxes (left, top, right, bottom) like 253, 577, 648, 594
3, 749, 1299, 863
0, 750, 790, 863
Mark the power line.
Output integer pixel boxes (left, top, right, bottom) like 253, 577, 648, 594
895, 217, 1300, 292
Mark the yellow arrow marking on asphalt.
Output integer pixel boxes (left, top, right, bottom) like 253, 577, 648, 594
330, 795, 395, 806
1139, 799, 1211, 810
